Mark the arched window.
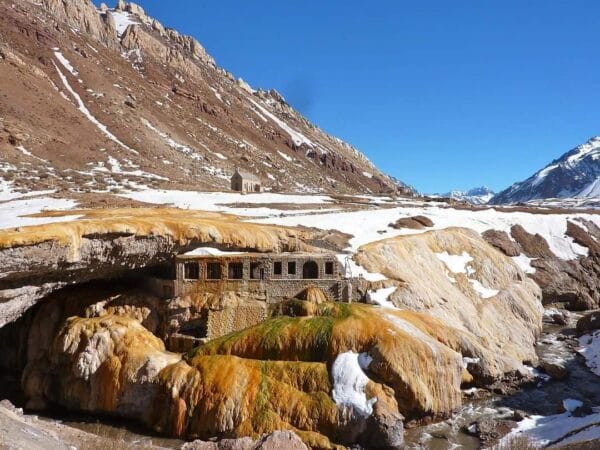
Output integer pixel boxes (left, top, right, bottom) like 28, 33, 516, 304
302, 261, 319, 279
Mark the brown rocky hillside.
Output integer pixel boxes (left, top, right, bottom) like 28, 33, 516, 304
0, 0, 412, 196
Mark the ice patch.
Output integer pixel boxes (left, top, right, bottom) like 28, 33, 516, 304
469, 279, 499, 299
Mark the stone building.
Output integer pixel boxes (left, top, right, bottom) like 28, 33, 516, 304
230, 169, 262, 193
172, 252, 357, 302
148, 252, 362, 349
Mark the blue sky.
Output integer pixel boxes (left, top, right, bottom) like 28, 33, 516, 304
96, 1, 600, 193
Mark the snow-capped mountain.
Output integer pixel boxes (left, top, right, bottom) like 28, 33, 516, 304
491, 136, 600, 205
440, 187, 495, 205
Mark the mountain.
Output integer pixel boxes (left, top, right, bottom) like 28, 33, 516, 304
0, 0, 412, 197
491, 136, 600, 205
441, 186, 495, 205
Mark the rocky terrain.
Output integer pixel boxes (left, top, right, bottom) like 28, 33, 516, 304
1, 194, 599, 448
0, 0, 413, 198
2, 0, 600, 449
492, 136, 600, 207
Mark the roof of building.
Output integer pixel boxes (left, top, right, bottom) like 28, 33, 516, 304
232, 169, 261, 182
176, 251, 339, 260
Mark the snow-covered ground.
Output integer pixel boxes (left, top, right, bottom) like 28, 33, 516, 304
503, 403, 600, 447
0, 197, 80, 229
578, 330, 600, 376
119, 189, 336, 217
254, 202, 598, 260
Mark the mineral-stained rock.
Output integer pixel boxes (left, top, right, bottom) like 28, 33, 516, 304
0, 208, 309, 328
354, 228, 543, 383
24, 299, 497, 447
576, 311, 600, 335
483, 223, 600, 311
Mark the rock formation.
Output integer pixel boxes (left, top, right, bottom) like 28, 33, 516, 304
355, 227, 543, 381
482, 220, 600, 310
0, 208, 310, 327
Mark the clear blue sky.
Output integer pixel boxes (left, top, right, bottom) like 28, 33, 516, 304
96, 1, 600, 193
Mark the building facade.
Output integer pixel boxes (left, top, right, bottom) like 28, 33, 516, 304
230, 169, 262, 193
171, 252, 358, 303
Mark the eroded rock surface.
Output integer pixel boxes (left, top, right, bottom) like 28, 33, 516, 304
355, 227, 543, 383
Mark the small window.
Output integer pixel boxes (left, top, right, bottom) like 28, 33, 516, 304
184, 262, 200, 279
288, 261, 296, 275
273, 261, 282, 275
251, 262, 265, 280
228, 262, 244, 279
325, 261, 334, 275
207, 262, 222, 280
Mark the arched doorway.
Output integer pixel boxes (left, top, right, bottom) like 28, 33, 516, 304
302, 260, 319, 279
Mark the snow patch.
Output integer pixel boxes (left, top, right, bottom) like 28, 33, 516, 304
512, 253, 537, 274
436, 251, 474, 274
331, 352, 376, 417
578, 330, 600, 376
366, 286, 398, 308
184, 247, 247, 256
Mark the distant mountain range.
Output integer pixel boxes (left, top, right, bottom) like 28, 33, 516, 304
491, 136, 600, 206
438, 186, 495, 205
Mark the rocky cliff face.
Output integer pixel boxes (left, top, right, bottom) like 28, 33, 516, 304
0, 208, 313, 328
491, 136, 600, 206
0, 0, 411, 197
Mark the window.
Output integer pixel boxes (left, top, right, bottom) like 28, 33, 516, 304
288, 261, 296, 275
184, 262, 200, 279
325, 261, 334, 275
273, 261, 282, 275
250, 262, 265, 280
302, 261, 319, 279
228, 262, 244, 279
206, 262, 222, 279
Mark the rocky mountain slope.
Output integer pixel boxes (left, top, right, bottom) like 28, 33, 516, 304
0, 0, 412, 197
492, 136, 600, 206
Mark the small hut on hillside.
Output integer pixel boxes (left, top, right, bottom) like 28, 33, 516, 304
231, 169, 262, 193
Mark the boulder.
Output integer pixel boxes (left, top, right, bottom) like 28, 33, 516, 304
389, 215, 433, 230
539, 358, 568, 380
577, 311, 600, 335
510, 225, 555, 259
254, 431, 308, 450
482, 230, 522, 257
542, 308, 569, 325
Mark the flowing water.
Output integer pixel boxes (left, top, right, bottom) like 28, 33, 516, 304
404, 313, 600, 449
